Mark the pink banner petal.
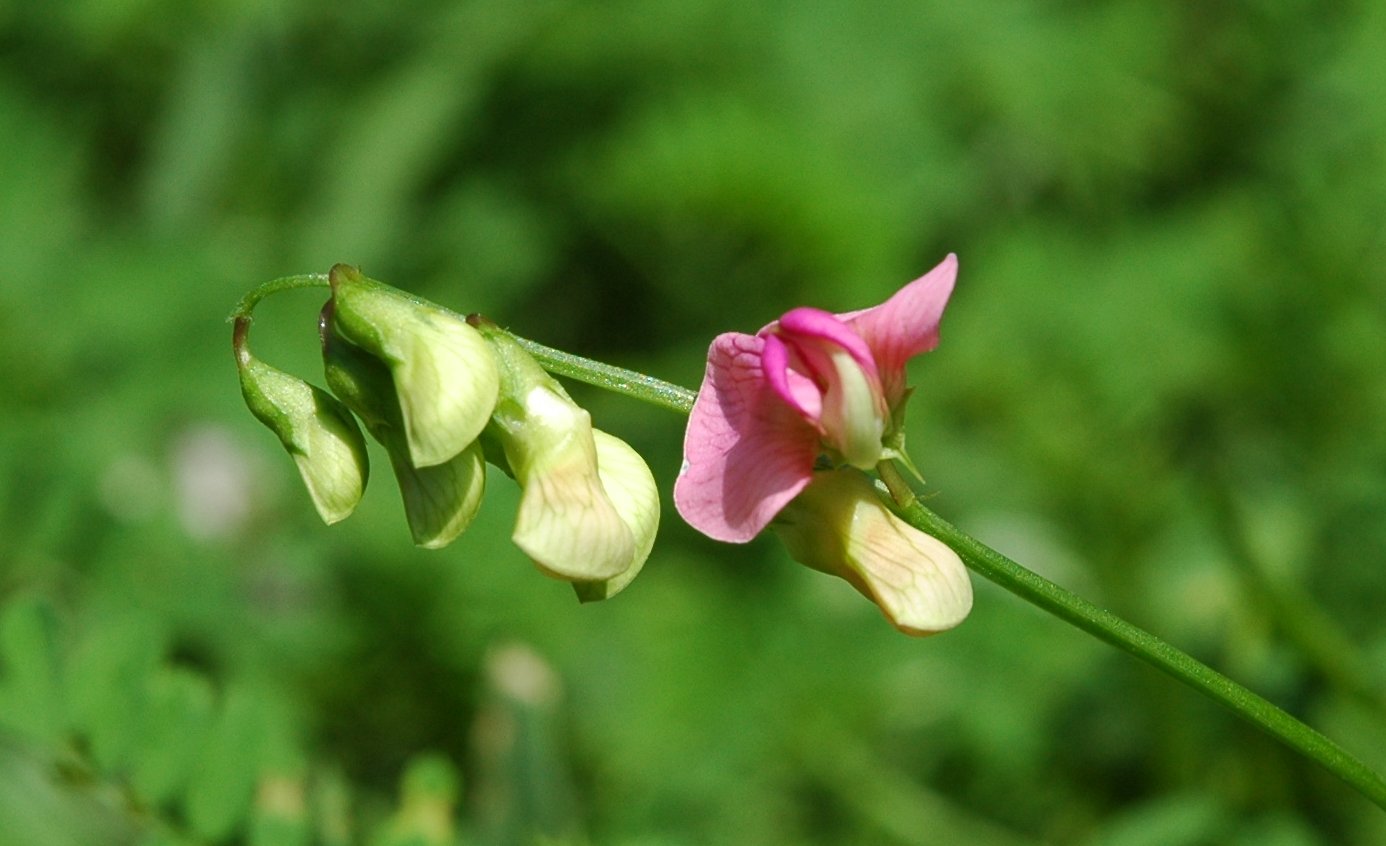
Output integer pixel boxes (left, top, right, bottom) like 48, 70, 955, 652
843, 254, 957, 403
674, 333, 819, 542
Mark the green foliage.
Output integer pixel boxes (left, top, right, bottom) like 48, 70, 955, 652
3, 0, 1386, 842
0, 598, 480, 845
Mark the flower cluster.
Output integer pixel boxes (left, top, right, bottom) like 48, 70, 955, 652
235, 264, 657, 601
236, 257, 971, 633
674, 255, 972, 634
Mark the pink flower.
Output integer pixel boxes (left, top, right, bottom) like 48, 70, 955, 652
674, 254, 957, 542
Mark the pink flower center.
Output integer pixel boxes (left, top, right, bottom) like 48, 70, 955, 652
762, 308, 889, 469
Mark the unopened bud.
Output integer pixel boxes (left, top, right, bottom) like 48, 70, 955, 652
327, 264, 499, 468
235, 327, 368, 525
475, 326, 636, 583
323, 323, 484, 548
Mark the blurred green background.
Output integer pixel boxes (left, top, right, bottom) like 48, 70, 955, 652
3, 1, 1386, 843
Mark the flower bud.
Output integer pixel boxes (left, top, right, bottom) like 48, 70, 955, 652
474, 324, 636, 583
326, 264, 499, 468
571, 428, 661, 602
235, 338, 369, 526
774, 467, 972, 635
322, 322, 484, 548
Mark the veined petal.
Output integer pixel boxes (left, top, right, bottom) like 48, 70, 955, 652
508, 394, 635, 581
774, 468, 972, 635
842, 254, 957, 405
328, 265, 499, 468
390, 439, 487, 549
674, 332, 819, 543
475, 327, 637, 581
572, 429, 661, 602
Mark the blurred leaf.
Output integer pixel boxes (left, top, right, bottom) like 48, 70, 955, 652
66, 615, 162, 773
128, 668, 216, 806
0, 595, 65, 744
1088, 793, 1224, 846
183, 686, 275, 841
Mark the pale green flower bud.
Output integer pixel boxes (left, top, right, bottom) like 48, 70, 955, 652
235, 322, 368, 525
572, 429, 661, 602
774, 467, 972, 635
323, 322, 484, 548
390, 442, 487, 550
475, 324, 636, 583
327, 264, 499, 468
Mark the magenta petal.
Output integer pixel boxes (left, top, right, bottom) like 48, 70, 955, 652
761, 334, 823, 421
843, 254, 957, 403
674, 333, 820, 542
776, 307, 879, 378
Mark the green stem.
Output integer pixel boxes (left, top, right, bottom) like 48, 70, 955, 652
227, 273, 329, 322
506, 334, 698, 415
872, 461, 1386, 810
499, 339, 1386, 811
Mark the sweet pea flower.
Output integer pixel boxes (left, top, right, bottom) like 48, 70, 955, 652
675, 254, 957, 542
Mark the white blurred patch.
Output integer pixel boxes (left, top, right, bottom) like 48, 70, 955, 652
170, 424, 259, 540
486, 642, 560, 708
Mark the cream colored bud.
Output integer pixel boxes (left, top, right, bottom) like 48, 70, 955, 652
501, 385, 635, 581
323, 327, 483, 548
327, 264, 499, 468
775, 468, 972, 635
237, 354, 368, 525
475, 326, 637, 582
572, 429, 661, 602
